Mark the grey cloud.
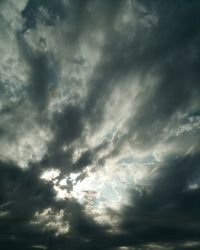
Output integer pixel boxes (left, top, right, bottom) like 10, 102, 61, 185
117, 154, 200, 247
0, 161, 56, 249
52, 105, 83, 145
1, 0, 200, 249
21, 0, 67, 31
106, 0, 200, 154
17, 33, 59, 112
0, 160, 109, 249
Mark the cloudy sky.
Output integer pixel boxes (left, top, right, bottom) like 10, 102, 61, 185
0, 0, 200, 249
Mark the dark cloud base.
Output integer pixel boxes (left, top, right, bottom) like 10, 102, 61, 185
0, 0, 200, 249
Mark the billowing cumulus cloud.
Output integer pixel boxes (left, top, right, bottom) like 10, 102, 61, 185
0, 0, 200, 249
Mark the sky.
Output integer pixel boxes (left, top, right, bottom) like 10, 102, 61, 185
0, 0, 200, 249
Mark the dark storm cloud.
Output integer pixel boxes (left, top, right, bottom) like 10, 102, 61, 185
1, 0, 200, 249
124, 0, 200, 149
17, 33, 58, 112
37, 105, 84, 174
121, 154, 200, 243
0, 160, 109, 249
0, 160, 55, 249
52, 105, 83, 145
82, 154, 200, 250
84, 0, 123, 125
73, 150, 92, 171
101, 0, 200, 153
21, 0, 67, 31
80, 0, 200, 141
71, 140, 109, 173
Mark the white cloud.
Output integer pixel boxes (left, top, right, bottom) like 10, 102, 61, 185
31, 208, 69, 236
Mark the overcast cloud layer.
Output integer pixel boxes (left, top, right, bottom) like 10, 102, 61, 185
0, 0, 200, 249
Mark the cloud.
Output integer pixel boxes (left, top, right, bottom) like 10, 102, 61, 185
0, 160, 109, 249
0, 0, 200, 249
119, 154, 200, 245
